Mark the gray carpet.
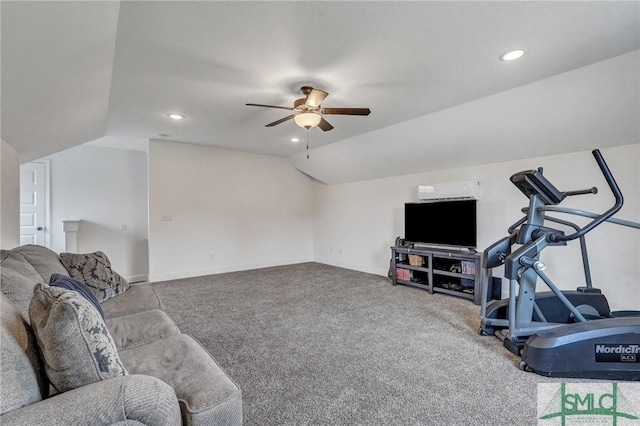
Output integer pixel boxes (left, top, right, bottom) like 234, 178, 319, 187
152, 262, 576, 425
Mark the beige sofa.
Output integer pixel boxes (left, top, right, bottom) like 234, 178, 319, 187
1, 245, 242, 425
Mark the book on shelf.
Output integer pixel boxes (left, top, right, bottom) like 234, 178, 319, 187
461, 260, 476, 275
395, 268, 411, 281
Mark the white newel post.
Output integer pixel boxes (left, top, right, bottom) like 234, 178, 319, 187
62, 220, 80, 253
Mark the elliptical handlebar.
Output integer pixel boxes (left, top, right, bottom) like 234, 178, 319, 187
548, 149, 624, 242
563, 187, 598, 197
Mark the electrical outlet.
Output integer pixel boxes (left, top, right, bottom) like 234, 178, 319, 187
120, 224, 127, 231
339, 248, 343, 255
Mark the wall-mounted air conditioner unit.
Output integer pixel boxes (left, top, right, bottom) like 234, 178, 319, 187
418, 180, 480, 202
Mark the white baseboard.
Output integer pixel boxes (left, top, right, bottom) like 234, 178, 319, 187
312, 256, 388, 277
125, 274, 149, 283
148, 257, 388, 283
149, 257, 314, 282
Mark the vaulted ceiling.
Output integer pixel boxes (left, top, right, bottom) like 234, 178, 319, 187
2, 1, 639, 183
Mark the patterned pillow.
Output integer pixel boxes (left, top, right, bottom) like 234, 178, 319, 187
59, 251, 129, 302
29, 284, 128, 393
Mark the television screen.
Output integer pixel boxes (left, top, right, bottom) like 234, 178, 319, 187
404, 200, 477, 248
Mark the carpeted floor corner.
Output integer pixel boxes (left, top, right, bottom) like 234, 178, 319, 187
152, 262, 581, 425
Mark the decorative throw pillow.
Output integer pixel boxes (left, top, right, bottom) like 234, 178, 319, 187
49, 273, 105, 319
59, 251, 129, 302
29, 283, 128, 393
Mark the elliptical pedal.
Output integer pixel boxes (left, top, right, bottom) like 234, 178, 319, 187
503, 339, 525, 356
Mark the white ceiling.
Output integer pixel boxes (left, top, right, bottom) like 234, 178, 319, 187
2, 1, 639, 183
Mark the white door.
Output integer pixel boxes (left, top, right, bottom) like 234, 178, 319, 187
19, 161, 49, 247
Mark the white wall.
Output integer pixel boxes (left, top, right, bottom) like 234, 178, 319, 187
148, 140, 314, 281
313, 144, 640, 311
44, 145, 148, 281
1, 139, 20, 249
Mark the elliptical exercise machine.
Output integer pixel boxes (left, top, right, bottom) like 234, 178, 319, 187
479, 149, 640, 380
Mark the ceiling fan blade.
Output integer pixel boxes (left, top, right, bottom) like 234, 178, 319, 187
305, 89, 328, 108
318, 118, 334, 131
246, 103, 293, 111
321, 107, 371, 116
265, 115, 295, 127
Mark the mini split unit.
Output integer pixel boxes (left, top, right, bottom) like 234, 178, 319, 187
418, 180, 480, 202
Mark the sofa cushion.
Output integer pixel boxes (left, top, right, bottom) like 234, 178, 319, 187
100, 282, 164, 319
106, 309, 180, 350
119, 334, 242, 425
29, 284, 128, 393
12, 244, 69, 283
0, 250, 45, 318
59, 251, 129, 302
0, 294, 49, 415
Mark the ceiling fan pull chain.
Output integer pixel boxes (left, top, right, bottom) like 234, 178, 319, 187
306, 129, 310, 159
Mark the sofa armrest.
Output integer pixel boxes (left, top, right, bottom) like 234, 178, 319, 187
0, 375, 181, 426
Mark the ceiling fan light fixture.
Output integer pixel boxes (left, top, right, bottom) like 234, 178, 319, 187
294, 113, 321, 129
167, 113, 185, 120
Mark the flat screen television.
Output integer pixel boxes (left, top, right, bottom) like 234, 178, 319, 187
404, 200, 477, 248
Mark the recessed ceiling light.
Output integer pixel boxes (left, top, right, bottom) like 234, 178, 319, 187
500, 49, 525, 61
167, 113, 185, 120
290, 137, 300, 143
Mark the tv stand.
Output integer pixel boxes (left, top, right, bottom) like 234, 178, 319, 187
390, 245, 494, 305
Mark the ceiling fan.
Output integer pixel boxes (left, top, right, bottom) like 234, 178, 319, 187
246, 86, 371, 131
